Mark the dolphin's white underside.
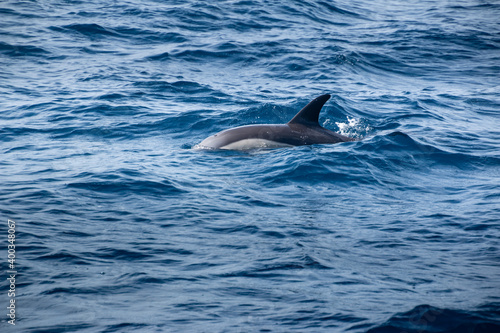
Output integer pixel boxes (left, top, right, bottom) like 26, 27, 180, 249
197, 138, 293, 150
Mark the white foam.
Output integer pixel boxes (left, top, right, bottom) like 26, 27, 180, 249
335, 116, 370, 139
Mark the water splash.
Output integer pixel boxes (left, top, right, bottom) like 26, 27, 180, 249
334, 116, 371, 139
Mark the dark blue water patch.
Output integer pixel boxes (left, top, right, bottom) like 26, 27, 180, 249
221, 254, 332, 280
223, 12, 286, 32
258, 154, 363, 186
414, 28, 500, 51
315, 1, 364, 18
207, 224, 260, 236
116, 28, 188, 45
69, 103, 141, 117
276, 0, 366, 26
96, 93, 128, 101
149, 247, 194, 256
358, 131, 500, 169
38, 251, 91, 265
79, 47, 126, 55
0, 125, 117, 141
0, 41, 50, 57
102, 322, 151, 333
59, 229, 93, 238
132, 80, 214, 95
55, 23, 118, 38
367, 304, 500, 333
22, 323, 95, 333
89, 248, 153, 261
0, 7, 17, 16
166, 46, 258, 65
161, 6, 224, 33
144, 51, 171, 61
356, 51, 418, 76
0, 3, 42, 20
1, 104, 159, 140
274, 312, 367, 330
67, 178, 185, 198
42, 283, 128, 296
465, 97, 500, 117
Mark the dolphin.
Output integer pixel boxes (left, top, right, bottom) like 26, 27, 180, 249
197, 94, 354, 150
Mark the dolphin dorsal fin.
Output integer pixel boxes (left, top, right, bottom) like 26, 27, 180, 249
287, 94, 331, 126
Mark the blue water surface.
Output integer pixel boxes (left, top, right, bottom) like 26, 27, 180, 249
1, 0, 500, 332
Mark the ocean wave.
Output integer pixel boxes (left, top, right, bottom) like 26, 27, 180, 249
0, 41, 50, 57
368, 304, 500, 333
67, 177, 185, 197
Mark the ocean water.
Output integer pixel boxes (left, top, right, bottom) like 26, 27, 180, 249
1, 0, 500, 332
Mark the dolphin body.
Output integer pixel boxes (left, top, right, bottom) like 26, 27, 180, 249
197, 94, 354, 150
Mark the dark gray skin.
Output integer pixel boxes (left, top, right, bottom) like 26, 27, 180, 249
197, 94, 354, 150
